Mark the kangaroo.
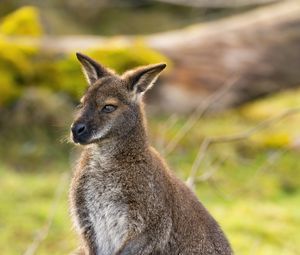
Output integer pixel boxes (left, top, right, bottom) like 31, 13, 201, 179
69, 52, 232, 255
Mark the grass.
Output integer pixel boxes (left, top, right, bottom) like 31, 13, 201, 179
1, 164, 299, 255
0, 165, 77, 255
2, 88, 300, 254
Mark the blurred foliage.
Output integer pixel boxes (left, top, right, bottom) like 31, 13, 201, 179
0, 37, 37, 105
0, 6, 41, 105
56, 45, 170, 99
0, 0, 253, 35
0, 7, 169, 106
0, 87, 73, 171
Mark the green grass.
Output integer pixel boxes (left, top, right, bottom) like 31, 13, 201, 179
0, 165, 77, 255
1, 164, 299, 254
219, 194, 300, 255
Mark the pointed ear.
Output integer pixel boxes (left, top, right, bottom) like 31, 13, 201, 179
124, 63, 166, 95
76, 52, 111, 85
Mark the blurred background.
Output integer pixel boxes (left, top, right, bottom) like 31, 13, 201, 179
1, 0, 300, 254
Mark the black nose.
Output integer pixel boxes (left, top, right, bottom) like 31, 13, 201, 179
72, 123, 87, 137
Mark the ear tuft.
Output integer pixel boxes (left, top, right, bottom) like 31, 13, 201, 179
76, 52, 85, 61
124, 63, 166, 96
76, 52, 111, 85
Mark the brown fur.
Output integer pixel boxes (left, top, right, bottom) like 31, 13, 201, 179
69, 53, 232, 255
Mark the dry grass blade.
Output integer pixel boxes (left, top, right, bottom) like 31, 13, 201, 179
231, 150, 284, 196
186, 138, 211, 190
209, 107, 300, 144
23, 172, 69, 255
157, 113, 179, 153
197, 157, 227, 182
186, 107, 300, 189
164, 76, 239, 155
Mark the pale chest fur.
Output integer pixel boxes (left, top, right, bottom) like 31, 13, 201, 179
70, 154, 130, 254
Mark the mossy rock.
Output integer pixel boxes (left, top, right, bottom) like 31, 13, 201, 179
0, 36, 38, 106
0, 6, 43, 37
251, 132, 291, 149
238, 88, 300, 149
240, 88, 300, 120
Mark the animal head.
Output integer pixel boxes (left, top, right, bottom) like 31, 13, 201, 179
71, 52, 166, 145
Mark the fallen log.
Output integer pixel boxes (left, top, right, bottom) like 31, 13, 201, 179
5, 0, 300, 113
146, 0, 300, 113
153, 0, 280, 8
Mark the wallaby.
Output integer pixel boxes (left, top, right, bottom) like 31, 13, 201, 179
69, 52, 232, 255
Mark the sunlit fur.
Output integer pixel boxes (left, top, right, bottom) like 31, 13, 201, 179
69, 53, 232, 255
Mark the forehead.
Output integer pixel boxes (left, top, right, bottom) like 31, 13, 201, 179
83, 76, 130, 104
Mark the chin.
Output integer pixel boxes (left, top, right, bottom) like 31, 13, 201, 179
72, 135, 93, 145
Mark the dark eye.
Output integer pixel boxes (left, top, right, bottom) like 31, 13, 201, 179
101, 105, 117, 113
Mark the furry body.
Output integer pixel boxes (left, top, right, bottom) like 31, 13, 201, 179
69, 53, 232, 255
